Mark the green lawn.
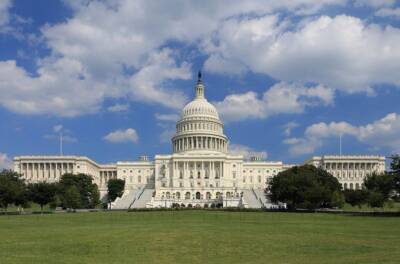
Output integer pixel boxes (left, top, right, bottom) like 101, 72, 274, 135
0, 211, 399, 264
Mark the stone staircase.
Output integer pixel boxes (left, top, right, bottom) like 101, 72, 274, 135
253, 189, 276, 209
131, 188, 154, 208
253, 188, 286, 209
111, 188, 141, 210
242, 189, 263, 208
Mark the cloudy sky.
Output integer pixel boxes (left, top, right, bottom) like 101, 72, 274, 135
1, 0, 400, 169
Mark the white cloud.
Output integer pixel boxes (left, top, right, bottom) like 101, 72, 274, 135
0, 152, 12, 170
214, 91, 265, 122
155, 113, 180, 122
103, 128, 139, 143
375, 8, 400, 19
43, 134, 78, 143
285, 112, 400, 155
353, 0, 395, 8
228, 144, 268, 160
283, 121, 299, 137
204, 15, 400, 94
53, 124, 63, 133
107, 104, 129, 113
215, 82, 334, 122
160, 128, 175, 144
358, 113, 400, 152
129, 49, 191, 109
0, 0, 349, 117
0, 58, 107, 117
0, 0, 11, 31
45, 125, 77, 143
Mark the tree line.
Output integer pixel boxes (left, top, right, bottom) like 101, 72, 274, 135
0, 172, 100, 212
268, 154, 400, 210
1, 155, 399, 212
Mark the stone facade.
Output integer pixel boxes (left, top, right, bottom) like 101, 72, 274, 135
12, 74, 386, 208
304, 155, 385, 190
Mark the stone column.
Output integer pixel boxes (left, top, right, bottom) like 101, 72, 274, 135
38, 163, 42, 181
201, 161, 204, 178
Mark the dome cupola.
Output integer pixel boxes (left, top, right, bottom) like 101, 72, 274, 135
172, 71, 228, 153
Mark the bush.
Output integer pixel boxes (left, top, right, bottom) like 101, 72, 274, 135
331, 191, 345, 208
367, 192, 385, 208
343, 189, 368, 208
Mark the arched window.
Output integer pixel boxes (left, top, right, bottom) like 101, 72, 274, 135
226, 192, 231, 198
350, 183, 354, 190
355, 183, 360, 190
197, 171, 201, 179
216, 192, 222, 199
176, 192, 181, 199
206, 192, 211, 199
344, 183, 348, 189
166, 192, 170, 199
185, 192, 191, 200
196, 192, 201, 199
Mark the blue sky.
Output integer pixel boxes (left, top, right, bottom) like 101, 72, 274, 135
1, 0, 400, 168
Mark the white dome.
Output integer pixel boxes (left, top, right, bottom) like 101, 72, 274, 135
172, 72, 228, 154
181, 98, 220, 120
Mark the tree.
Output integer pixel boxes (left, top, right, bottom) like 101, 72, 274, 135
58, 173, 100, 209
63, 186, 81, 211
269, 165, 342, 210
107, 178, 125, 208
0, 170, 26, 211
28, 182, 57, 212
389, 154, 400, 174
14, 184, 29, 212
364, 173, 394, 200
343, 189, 368, 208
331, 190, 345, 208
389, 154, 400, 200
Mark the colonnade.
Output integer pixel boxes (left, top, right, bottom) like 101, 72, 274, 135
323, 161, 383, 190
324, 162, 377, 178
176, 121, 222, 133
173, 136, 227, 152
172, 160, 223, 180
99, 171, 117, 187
19, 162, 74, 182
161, 190, 239, 200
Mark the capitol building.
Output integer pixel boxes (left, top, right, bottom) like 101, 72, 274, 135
13, 73, 386, 209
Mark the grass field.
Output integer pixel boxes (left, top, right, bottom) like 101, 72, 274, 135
0, 211, 399, 264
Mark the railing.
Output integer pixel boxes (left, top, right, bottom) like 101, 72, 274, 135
129, 186, 146, 209
251, 188, 264, 208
